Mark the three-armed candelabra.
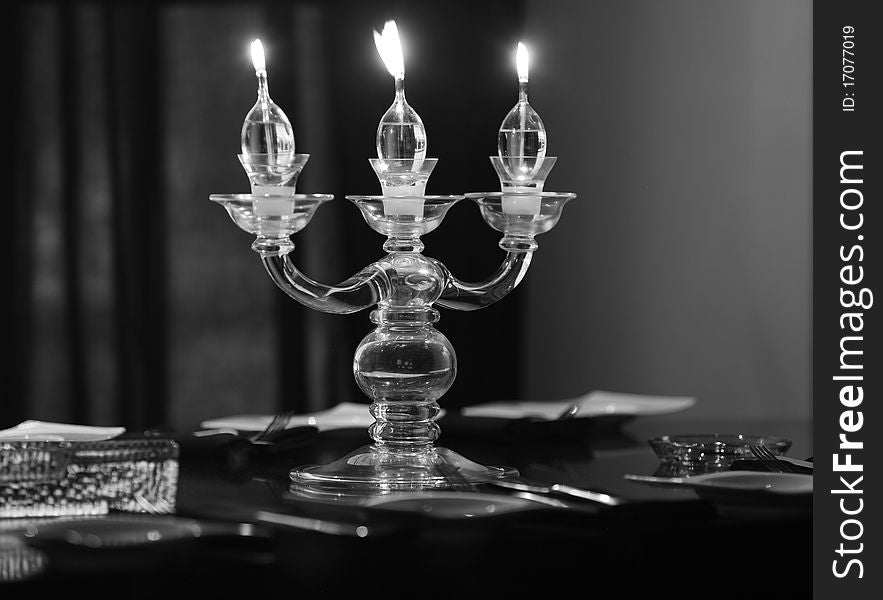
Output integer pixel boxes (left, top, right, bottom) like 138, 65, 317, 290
210, 29, 575, 498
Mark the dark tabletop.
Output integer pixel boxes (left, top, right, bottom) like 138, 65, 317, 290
2, 412, 812, 598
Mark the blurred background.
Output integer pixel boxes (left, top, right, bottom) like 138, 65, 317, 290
1, 0, 811, 431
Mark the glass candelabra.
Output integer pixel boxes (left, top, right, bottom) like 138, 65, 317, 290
211, 152, 573, 499
211, 48, 573, 497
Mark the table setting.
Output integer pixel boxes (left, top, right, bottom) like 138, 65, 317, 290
0, 402, 813, 594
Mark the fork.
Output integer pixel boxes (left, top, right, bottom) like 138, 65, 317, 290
193, 410, 296, 441
749, 444, 797, 473
249, 410, 296, 445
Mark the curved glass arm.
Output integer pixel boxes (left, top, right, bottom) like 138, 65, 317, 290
262, 255, 388, 314
437, 251, 533, 311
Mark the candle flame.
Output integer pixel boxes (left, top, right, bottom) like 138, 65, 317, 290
373, 20, 405, 79
516, 42, 529, 83
251, 39, 266, 74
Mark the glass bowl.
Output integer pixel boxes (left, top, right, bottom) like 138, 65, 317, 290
0, 441, 72, 484
0, 438, 179, 518
649, 433, 792, 475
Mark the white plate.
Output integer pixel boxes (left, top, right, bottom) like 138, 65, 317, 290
364, 491, 562, 519
623, 471, 812, 518
0, 421, 126, 442
624, 471, 812, 494
201, 402, 373, 433
461, 390, 696, 421
201, 402, 446, 433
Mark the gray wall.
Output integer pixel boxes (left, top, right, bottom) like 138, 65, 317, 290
521, 0, 811, 418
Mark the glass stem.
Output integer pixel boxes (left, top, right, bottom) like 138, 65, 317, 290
359, 305, 450, 451
383, 236, 424, 253
369, 396, 442, 450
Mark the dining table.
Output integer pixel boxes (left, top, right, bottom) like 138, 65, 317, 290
1, 409, 812, 597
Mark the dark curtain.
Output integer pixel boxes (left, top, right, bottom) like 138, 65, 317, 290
2, 0, 527, 432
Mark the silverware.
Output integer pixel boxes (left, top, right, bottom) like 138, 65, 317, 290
485, 477, 623, 507
193, 410, 296, 444
623, 473, 711, 489
730, 454, 813, 474
253, 510, 373, 538
182, 498, 395, 539
556, 403, 581, 420
249, 410, 296, 445
749, 444, 807, 474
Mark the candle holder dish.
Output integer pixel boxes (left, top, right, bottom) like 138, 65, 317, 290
0, 438, 179, 518
210, 152, 575, 499
649, 433, 793, 476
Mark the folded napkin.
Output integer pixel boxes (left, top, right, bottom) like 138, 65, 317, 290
0, 420, 126, 442
174, 426, 319, 482
460, 390, 696, 421
200, 402, 446, 433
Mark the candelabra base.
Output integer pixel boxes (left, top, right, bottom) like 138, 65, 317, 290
289, 444, 517, 500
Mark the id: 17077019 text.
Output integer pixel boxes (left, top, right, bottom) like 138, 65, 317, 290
842, 26, 856, 112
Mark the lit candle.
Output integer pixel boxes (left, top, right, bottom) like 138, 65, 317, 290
498, 41, 546, 163
242, 39, 297, 214
372, 20, 428, 217
373, 20, 427, 162
241, 38, 295, 158
498, 42, 549, 215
